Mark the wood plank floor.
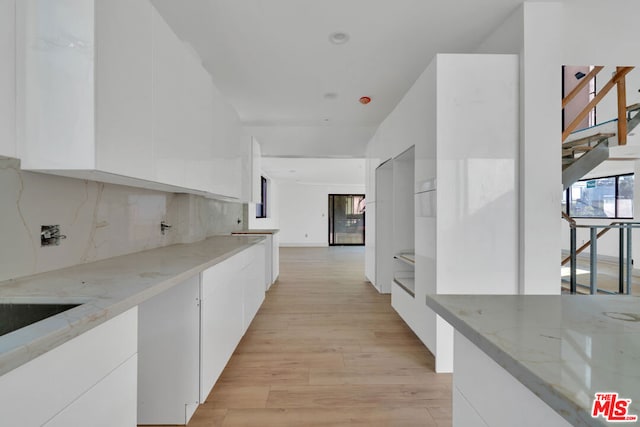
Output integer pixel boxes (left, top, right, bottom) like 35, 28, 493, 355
178, 247, 450, 426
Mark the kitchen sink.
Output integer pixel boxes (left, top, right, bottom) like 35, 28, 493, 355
0, 303, 82, 337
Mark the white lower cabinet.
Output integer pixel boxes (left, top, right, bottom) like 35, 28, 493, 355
242, 242, 266, 331
272, 233, 280, 284
453, 332, 572, 427
0, 244, 266, 426
138, 275, 200, 425
0, 308, 138, 427
200, 242, 266, 401
137, 243, 266, 420
45, 355, 138, 427
200, 243, 265, 402
200, 253, 245, 402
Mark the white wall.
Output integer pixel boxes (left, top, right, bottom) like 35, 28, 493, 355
476, 3, 563, 295
561, 0, 640, 66
474, 5, 523, 55
277, 181, 365, 247
0, 0, 15, 158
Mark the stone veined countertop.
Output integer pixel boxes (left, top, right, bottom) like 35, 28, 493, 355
0, 235, 265, 376
425, 294, 640, 427
231, 229, 280, 235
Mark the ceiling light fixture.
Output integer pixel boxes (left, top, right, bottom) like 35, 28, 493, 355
359, 96, 371, 105
329, 32, 350, 45
324, 92, 338, 100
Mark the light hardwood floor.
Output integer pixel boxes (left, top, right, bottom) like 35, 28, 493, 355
158, 246, 451, 426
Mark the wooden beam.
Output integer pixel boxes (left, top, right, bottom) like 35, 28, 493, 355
617, 67, 628, 145
562, 66, 603, 108
562, 67, 634, 141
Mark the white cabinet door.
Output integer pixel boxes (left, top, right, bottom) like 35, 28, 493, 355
0, 0, 15, 159
200, 243, 265, 401
45, 355, 138, 427
0, 308, 138, 426
200, 254, 244, 402
138, 275, 200, 425
152, 6, 189, 189
272, 233, 280, 284
16, 0, 96, 170
183, 55, 216, 194
242, 242, 266, 331
95, 0, 153, 181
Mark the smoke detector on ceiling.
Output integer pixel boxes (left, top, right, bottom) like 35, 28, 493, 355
329, 32, 350, 45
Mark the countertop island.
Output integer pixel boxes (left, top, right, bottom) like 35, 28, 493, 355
425, 295, 640, 427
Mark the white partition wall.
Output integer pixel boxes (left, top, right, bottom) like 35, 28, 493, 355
374, 159, 393, 293
366, 53, 519, 372
431, 54, 519, 371
391, 146, 416, 308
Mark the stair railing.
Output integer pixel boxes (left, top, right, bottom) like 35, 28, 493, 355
562, 214, 640, 294
562, 66, 635, 143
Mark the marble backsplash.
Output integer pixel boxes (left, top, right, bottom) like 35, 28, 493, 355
0, 158, 246, 282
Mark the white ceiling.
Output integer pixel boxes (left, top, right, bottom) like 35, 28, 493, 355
262, 158, 365, 186
150, 0, 526, 157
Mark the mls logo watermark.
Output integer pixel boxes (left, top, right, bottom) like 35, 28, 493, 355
591, 393, 638, 422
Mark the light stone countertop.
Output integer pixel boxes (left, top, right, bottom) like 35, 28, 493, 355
0, 235, 265, 377
231, 229, 280, 235
425, 295, 640, 427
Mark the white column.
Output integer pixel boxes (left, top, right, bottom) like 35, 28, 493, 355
519, 2, 563, 294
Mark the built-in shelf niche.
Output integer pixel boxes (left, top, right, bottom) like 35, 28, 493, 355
394, 252, 415, 266
393, 272, 415, 297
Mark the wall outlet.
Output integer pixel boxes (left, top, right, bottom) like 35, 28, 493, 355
41, 225, 66, 247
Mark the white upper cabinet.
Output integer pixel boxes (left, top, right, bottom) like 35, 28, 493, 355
16, 0, 248, 200
96, 0, 154, 181
0, 0, 16, 159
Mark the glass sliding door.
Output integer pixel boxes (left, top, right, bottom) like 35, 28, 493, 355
328, 194, 365, 246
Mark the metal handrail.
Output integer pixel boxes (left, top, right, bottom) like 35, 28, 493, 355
563, 218, 639, 294
561, 221, 640, 266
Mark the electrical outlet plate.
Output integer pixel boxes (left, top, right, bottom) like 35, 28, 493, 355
41, 225, 63, 247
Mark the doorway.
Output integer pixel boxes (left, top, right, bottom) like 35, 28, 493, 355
328, 194, 365, 246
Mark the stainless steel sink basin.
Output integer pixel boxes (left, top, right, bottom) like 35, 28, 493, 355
0, 303, 81, 337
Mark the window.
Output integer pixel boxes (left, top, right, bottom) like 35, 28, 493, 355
256, 176, 267, 218
564, 173, 634, 219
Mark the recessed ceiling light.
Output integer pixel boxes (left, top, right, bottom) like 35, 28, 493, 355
359, 96, 372, 105
324, 92, 338, 100
323, 118, 330, 122
329, 32, 350, 45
